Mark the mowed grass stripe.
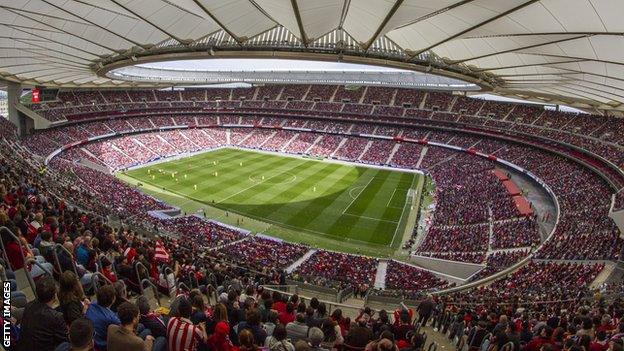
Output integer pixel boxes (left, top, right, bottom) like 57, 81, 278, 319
201, 154, 290, 200
344, 172, 400, 244
264, 163, 355, 226
143, 151, 267, 194
363, 172, 416, 245
222, 158, 323, 206
194, 155, 295, 201
280, 165, 359, 230
307, 168, 388, 242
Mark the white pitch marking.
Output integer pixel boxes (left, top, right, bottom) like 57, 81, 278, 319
386, 188, 398, 207
341, 213, 399, 224
342, 176, 375, 215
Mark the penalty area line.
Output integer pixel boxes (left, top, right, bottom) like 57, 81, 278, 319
342, 176, 375, 215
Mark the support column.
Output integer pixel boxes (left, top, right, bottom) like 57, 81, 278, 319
7, 82, 26, 137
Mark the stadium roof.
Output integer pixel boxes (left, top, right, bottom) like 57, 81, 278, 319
1, 0, 624, 113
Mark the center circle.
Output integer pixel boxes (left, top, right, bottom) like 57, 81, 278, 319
248, 172, 297, 185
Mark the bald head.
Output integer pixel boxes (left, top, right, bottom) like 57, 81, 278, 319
377, 339, 395, 351
63, 241, 73, 251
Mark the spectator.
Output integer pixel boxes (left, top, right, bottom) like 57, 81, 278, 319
190, 294, 209, 325
136, 296, 167, 339
525, 326, 554, 351
85, 284, 120, 351
287, 313, 310, 343
100, 257, 117, 283
238, 309, 268, 345
467, 321, 490, 351
264, 310, 279, 336
392, 310, 414, 342
239, 329, 259, 351
320, 318, 344, 349
167, 297, 207, 351
207, 321, 235, 351
278, 302, 296, 325
295, 340, 311, 351
107, 301, 156, 351
110, 281, 129, 313
591, 331, 610, 351
309, 327, 329, 351
346, 314, 374, 347
54, 318, 94, 351
17, 277, 68, 351
400, 333, 425, 351
58, 270, 89, 325
266, 324, 295, 351
417, 295, 435, 327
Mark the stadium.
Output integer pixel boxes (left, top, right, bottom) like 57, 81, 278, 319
0, 1, 623, 351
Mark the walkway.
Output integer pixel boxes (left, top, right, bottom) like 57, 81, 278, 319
286, 249, 317, 273
374, 260, 389, 289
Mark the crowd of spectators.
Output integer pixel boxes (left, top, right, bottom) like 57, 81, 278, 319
360, 140, 395, 164
291, 250, 378, 289
469, 250, 530, 282
492, 218, 541, 249
22, 87, 624, 171
417, 224, 489, 254
1, 110, 624, 351
209, 237, 309, 272
6, 97, 623, 293
446, 262, 604, 305
384, 260, 451, 292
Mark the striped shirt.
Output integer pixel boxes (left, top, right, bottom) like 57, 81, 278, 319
167, 316, 204, 351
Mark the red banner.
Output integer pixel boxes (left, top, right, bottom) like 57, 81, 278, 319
31, 88, 40, 103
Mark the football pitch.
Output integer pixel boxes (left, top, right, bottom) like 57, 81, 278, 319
119, 148, 421, 252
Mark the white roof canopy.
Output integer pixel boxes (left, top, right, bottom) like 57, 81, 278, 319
1, 0, 623, 112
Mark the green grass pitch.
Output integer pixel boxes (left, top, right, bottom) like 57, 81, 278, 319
121, 148, 420, 248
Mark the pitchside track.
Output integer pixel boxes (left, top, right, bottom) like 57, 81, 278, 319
120, 148, 421, 252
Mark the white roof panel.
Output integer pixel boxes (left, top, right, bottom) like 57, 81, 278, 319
0, 0, 622, 111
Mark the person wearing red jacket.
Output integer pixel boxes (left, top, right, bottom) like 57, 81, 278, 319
525, 326, 556, 351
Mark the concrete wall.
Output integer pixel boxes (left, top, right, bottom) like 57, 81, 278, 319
410, 255, 483, 281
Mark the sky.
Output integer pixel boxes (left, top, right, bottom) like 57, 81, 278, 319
139, 58, 407, 72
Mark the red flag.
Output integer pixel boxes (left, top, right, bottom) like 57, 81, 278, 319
154, 241, 170, 263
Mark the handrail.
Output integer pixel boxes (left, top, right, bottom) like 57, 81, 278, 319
205, 283, 218, 304
91, 271, 113, 290
53, 243, 79, 277
0, 226, 37, 298
98, 255, 117, 275
19, 257, 39, 299
134, 261, 149, 295
0, 226, 27, 272
141, 278, 162, 306
188, 271, 198, 289
163, 265, 176, 294
177, 281, 191, 293
261, 285, 380, 315
0, 232, 11, 270
206, 272, 217, 287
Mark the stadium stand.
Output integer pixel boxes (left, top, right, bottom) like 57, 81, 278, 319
1, 87, 622, 351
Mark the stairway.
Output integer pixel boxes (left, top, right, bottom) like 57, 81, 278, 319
415, 146, 429, 168
330, 137, 348, 157
386, 143, 401, 164
357, 140, 373, 161
374, 260, 389, 289
286, 249, 317, 273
